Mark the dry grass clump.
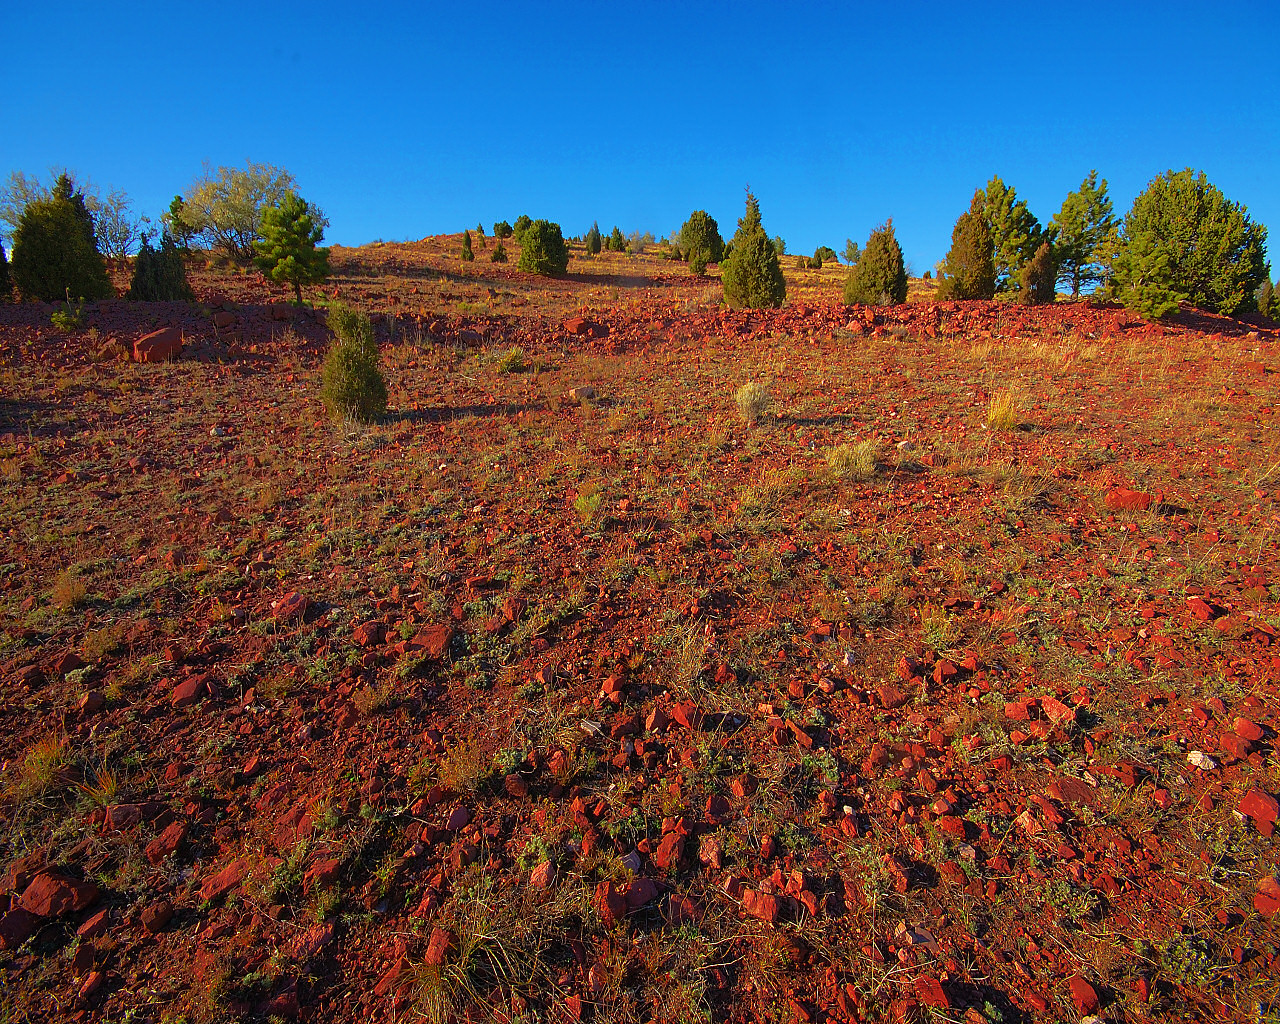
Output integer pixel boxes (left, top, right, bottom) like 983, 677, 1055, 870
736, 381, 772, 426
827, 440, 878, 482
437, 738, 490, 794
51, 569, 88, 611
986, 387, 1022, 430
5, 734, 70, 801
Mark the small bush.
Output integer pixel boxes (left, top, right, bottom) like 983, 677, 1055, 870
128, 233, 194, 301
12, 186, 112, 302
936, 193, 995, 301
516, 220, 569, 276
688, 249, 708, 276
490, 241, 507, 263
512, 214, 532, 243
827, 441, 877, 481
497, 347, 526, 373
736, 382, 772, 426
815, 245, 838, 265
844, 221, 907, 306
461, 230, 474, 262
320, 305, 386, 423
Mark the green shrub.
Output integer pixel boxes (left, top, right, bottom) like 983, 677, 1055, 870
11, 185, 111, 302
516, 220, 569, 276
320, 305, 386, 423
585, 222, 602, 256
678, 210, 723, 265
512, 215, 532, 243
493, 220, 513, 239
844, 221, 906, 305
491, 241, 508, 263
1258, 278, 1275, 319
1019, 241, 1056, 305
253, 192, 330, 304
0, 241, 11, 301
827, 441, 877, 481
721, 192, 785, 309
936, 193, 995, 301
180, 161, 296, 263
128, 233, 194, 301
814, 245, 838, 265
843, 239, 860, 265
1112, 168, 1268, 318
461, 230, 474, 262
689, 249, 709, 276
497, 347, 526, 373
608, 226, 625, 252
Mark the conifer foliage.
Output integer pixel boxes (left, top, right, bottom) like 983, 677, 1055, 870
254, 192, 330, 305
976, 175, 1045, 293
516, 220, 569, 276
720, 192, 786, 309
320, 305, 386, 424
1019, 241, 1056, 305
461, 230, 475, 262
11, 175, 111, 302
1051, 170, 1115, 297
128, 233, 194, 301
679, 210, 723, 270
585, 222, 602, 256
936, 193, 995, 301
844, 221, 907, 306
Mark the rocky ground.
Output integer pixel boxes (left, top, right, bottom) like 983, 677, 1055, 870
2, 238, 1280, 1023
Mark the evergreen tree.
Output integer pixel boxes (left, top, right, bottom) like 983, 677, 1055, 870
491, 240, 508, 263
936, 192, 996, 300
164, 195, 197, 251
128, 233, 194, 301
1020, 241, 1056, 305
814, 246, 838, 265
1257, 277, 1274, 319
51, 173, 98, 251
512, 215, 533, 242
0, 241, 10, 301
844, 221, 907, 306
1051, 170, 1115, 297
678, 210, 723, 265
976, 175, 1045, 293
11, 190, 111, 302
772, 236, 786, 257
253, 191, 330, 305
843, 238, 860, 265
585, 221, 602, 256
516, 220, 569, 276
608, 226, 625, 252
475, 222, 486, 247
461, 229, 475, 262
321, 305, 386, 423
1112, 168, 1268, 319
493, 220, 513, 239
720, 193, 785, 309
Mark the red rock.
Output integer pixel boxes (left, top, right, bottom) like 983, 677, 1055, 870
0, 908, 38, 950
1221, 731, 1253, 759
915, 976, 949, 1009
213, 310, 235, 329
877, 683, 908, 709
352, 620, 385, 647
273, 591, 309, 622
20, 873, 99, 917
408, 624, 453, 659
76, 908, 110, 939
624, 877, 659, 909
133, 327, 184, 363
141, 900, 173, 933
424, 926, 456, 966
200, 857, 251, 901
170, 675, 208, 708
77, 691, 105, 715
1255, 877, 1280, 916
529, 861, 557, 889
1241, 788, 1279, 834
671, 700, 704, 730
1068, 976, 1099, 1015
146, 821, 188, 865
52, 651, 86, 677
742, 889, 779, 925
1040, 696, 1074, 725
1187, 596, 1216, 621
304, 856, 342, 889
289, 919, 337, 960
652, 832, 685, 870
77, 971, 105, 1006
666, 894, 700, 926
504, 773, 529, 798
445, 805, 472, 831
1105, 488, 1152, 512
594, 881, 627, 925
1234, 717, 1264, 742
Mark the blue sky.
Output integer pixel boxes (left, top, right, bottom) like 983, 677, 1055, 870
4, 1, 1277, 274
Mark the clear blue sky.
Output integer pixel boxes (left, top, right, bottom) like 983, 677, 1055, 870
4, 1, 1277, 274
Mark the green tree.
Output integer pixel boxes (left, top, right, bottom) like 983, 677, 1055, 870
253, 192, 330, 305
1051, 170, 1115, 297
182, 161, 297, 262
516, 220, 569, 276
1112, 168, 1269, 319
1257, 276, 1275, 319
321, 305, 386, 423
608, 226, 625, 252
843, 238, 860, 265
491, 240, 508, 263
0, 241, 11, 301
844, 221, 907, 305
678, 210, 723, 265
11, 187, 111, 302
164, 195, 197, 251
461, 229, 475, 262
493, 220, 513, 239
475, 222, 486, 246
512, 215, 533, 243
976, 175, 1046, 293
814, 245, 838, 265
936, 192, 996, 300
1020, 241, 1056, 305
720, 192, 786, 309
585, 221, 602, 256
772, 236, 786, 257
128, 232, 194, 301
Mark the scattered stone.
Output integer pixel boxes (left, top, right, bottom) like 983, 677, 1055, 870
742, 889, 779, 925
141, 900, 173, 934
272, 591, 310, 623
529, 861, 557, 889
20, 873, 99, 918
1104, 488, 1152, 512
133, 327, 184, 363
1068, 976, 1099, 1015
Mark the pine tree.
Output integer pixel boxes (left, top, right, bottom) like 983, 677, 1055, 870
1051, 170, 1115, 297
491, 240, 508, 263
1112, 168, 1268, 318
493, 220, 513, 239
936, 192, 996, 301
843, 239, 860, 265
608, 226, 625, 252
253, 192, 330, 305
977, 175, 1045, 293
844, 221, 907, 306
461, 230, 475, 262
585, 222, 602, 256
512, 215, 532, 243
720, 193, 785, 309
1020, 241, 1056, 305
128, 233, 194, 301
475, 222, 486, 247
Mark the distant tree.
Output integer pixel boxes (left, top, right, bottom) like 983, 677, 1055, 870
253, 191, 330, 305
721, 192, 786, 309
814, 245, 838, 265
491, 240, 508, 263
493, 220, 513, 239
1, 170, 139, 257
678, 210, 723, 265
517, 220, 569, 276
164, 195, 197, 251
844, 221, 907, 306
1112, 168, 1268, 319
11, 182, 111, 302
936, 192, 996, 300
1020, 241, 1056, 305
182, 161, 296, 263
512, 215, 533, 243
976, 175, 1046, 293
475, 221, 486, 244
689, 250, 709, 276
91, 186, 144, 259
0, 241, 11, 301
461, 229, 475, 262
585, 221, 602, 256
608, 226, 625, 252
843, 238, 860, 265
1257, 276, 1275, 319
1051, 171, 1115, 297
772, 236, 786, 256
128, 232, 194, 301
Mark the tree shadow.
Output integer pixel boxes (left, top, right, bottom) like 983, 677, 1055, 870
393, 402, 546, 424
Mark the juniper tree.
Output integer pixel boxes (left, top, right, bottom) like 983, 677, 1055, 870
11, 183, 111, 302
516, 220, 569, 276
721, 192, 786, 309
1019, 241, 1056, 305
585, 222, 602, 256
844, 221, 907, 305
936, 193, 995, 300
128, 233, 194, 301
678, 210, 723, 265
461, 230, 475, 262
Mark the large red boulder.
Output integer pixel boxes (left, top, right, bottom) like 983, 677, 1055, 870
133, 327, 184, 363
